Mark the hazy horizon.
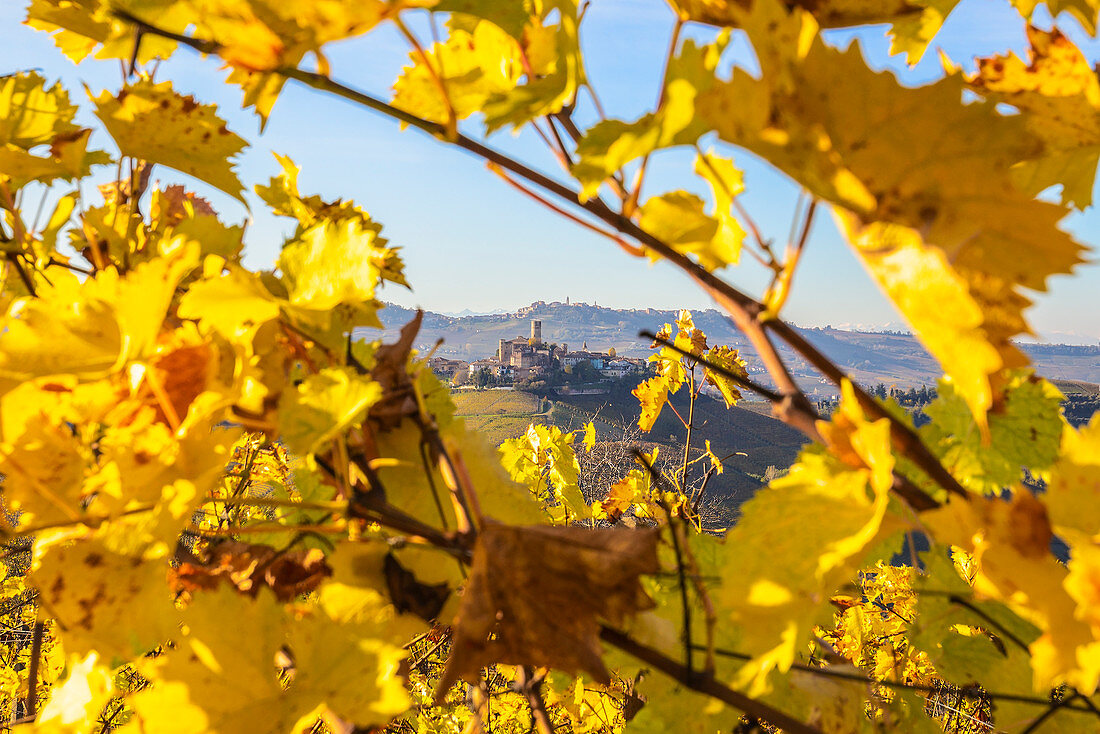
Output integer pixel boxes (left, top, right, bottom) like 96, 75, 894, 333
378, 298, 1100, 346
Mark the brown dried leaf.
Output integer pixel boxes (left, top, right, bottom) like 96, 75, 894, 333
170, 541, 331, 602
367, 310, 423, 430
436, 522, 659, 699
383, 551, 450, 622
153, 183, 217, 227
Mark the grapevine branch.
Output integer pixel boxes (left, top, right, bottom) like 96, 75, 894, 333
1021, 692, 1085, 732
693, 644, 1100, 716
516, 667, 555, 734
112, 11, 964, 513
599, 626, 821, 734
25, 620, 43, 718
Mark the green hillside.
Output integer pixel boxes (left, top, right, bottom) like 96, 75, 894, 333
451, 390, 551, 444
451, 385, 809, 510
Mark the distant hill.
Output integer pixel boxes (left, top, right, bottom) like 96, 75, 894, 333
368, 301, 1100, 391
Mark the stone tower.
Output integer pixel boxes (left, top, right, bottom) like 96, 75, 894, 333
531, 319, 542, 344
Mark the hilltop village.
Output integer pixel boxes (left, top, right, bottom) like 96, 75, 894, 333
428, 319, 650, 388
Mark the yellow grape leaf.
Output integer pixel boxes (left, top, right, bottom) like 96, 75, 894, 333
254, 152, 321, 223
443, 422, 544, 526
571, 38, 727, 198
278, 367, 381, 455
592, 467, 655, 521
922, 374, 1066, 494
189, 0, 426, 121
26, 0, 183, 64
632, 310, 712, 430
581, 420, 596, 452
152, 186, 246, 262
0, 127, 109, 190
499, 423, 587, 522
632, 371, 681, 432
0, 249, 198, 381
1064, 543, 1100, 673
392, 21, 522, 124
365, 404, 544, 533
670, 0, 942, 31
277, 218, 385, 311
91, 79, 248, 203
692, 149, 745, 266
0, 71, 109, 190
924, 492, 1099, 692
1009, 0, 1100, 35
480, 0, 584, 132
672, 0, 963, 64
0, 70, 79, 147
131, 588, 306, 733
905, 549, 1091, 732
614, 531, 747, 734
89, 403, 240, 530
697, 3, 1085, 424
32, 539, 177, 659
670, 0, 963, 62
434, 0, 532, 39
0, 416, 85, 529
34, 652, 115, 734
702, 344, 746, 408
0, 270, 120, 380
178, 268, 281, 339
132, 586, 409, 733
318, 542, 440, 640
257, 155, 407, 288
718, 382, 893, 694
969, 26, 1100, 208
287, 604, 412, 727
637, 190, 739, 271
1043, 413, 1100, 542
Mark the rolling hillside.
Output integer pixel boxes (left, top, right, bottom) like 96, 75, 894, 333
451, 385, 809, 511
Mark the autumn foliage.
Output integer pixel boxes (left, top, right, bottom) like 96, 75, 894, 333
1, 0, 1100, 732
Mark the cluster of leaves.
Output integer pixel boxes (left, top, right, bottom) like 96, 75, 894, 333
2, 0, 1100, 733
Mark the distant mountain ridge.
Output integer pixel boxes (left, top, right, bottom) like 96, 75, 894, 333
366, 301, 1100, 391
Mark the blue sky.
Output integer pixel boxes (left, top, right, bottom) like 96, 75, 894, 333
2, 0, 1098, 342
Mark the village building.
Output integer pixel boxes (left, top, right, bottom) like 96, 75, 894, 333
427, 357, 469, 379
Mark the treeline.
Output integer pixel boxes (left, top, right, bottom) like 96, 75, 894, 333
1065, 395, 1100, 426
871, 383, 937, 407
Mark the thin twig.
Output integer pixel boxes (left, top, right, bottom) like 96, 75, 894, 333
488, 162, 644, 256
599, 626, 820, 734
766, 199, 817, 312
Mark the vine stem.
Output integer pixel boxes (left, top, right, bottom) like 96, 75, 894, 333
25, 620, 43, 719
693, 644, 1100, 715
516, 667, 555, 734
599, 626, 821, 734
680, 364, 696, 493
